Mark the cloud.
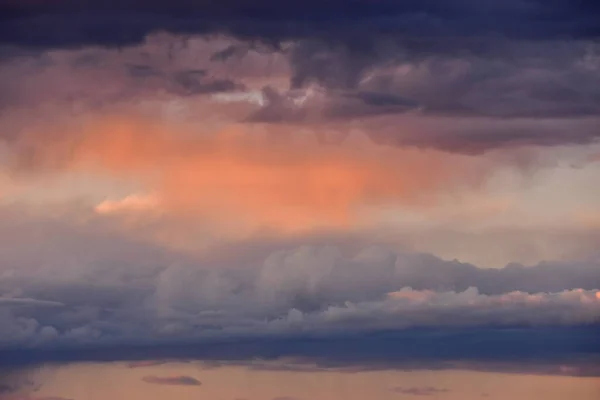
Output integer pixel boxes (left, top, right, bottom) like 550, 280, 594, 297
0, 0, 598, 387
7, 397, 72, 400
0, 396, 72, 400
126, 360, 168, 368
0, 208, 599, 357
1, 33, 600, 158
2, 326, 600, 375
0, 369, 43, 399
1, 0, 599, 50
94, 194, 160, 215
0, 298, 64, 308
392, 386, 449, 396
141, 375, 201, 386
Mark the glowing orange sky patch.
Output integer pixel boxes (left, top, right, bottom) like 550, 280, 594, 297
15, 114, 489, 233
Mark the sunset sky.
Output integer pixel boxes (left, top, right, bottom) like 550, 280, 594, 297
0, 1, 599, 399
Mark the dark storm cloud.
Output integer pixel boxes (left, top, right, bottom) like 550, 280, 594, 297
1, 326, 600, 375
0, 0, 599, 49
260, 37, 600, 120
1, 8, 599, 152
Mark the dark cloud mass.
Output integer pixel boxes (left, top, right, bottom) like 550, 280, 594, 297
2, 327, 600, 375
1, 28, 600, 153
0, 0, 599, 49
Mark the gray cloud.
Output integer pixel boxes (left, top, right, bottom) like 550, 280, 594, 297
0, 298, 64, 308
393, 386, 449, 396
1, 0, 599, 50
249, 39, 600, 144
141, 375, 201, 386
2, 33, 600, 154
0, 208, 599, 352
127, 360, 169, 368
0, 368, 41, 396
11, 397, 73, 400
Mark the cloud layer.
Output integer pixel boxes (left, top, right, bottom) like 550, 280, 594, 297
141, 375, 201, 386
2, 0, 599, 50
0, 211, 599, 354
2, 33, 600, 154
0, 0, 599, 379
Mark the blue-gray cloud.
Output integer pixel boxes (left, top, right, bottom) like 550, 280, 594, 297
393, 386, 449, 396
142, 375, 201, 386
1, 0, 599, 49
0, 209, 599, 359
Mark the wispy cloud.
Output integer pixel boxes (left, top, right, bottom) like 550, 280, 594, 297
393, 386, 449, 396
0, 298, 64, 308
126, 360, 169, 368
141, 375, 201, 386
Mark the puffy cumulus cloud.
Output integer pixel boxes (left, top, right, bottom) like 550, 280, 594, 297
317, 288, 600, 331
141, 375, 201, 386
0, 209, 600, 375
0, 206, 599, 354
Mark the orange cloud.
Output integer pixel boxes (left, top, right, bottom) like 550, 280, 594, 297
14, 114, 490, 233
95, 194, 160, 214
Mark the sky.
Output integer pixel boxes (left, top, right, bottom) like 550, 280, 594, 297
0, 1, 600, 399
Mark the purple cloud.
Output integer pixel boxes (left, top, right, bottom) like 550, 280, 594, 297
141, 375, 201, 386
393, 386, 450, 396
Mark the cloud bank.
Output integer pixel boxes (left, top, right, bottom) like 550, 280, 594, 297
0, 214, 599, 358
1, 0, 599, 50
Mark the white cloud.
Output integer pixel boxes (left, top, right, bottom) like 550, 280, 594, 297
94, 194, 160, 214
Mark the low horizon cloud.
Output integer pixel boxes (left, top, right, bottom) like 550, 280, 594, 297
141, 375, 201, 386
392, 386, 449, 396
